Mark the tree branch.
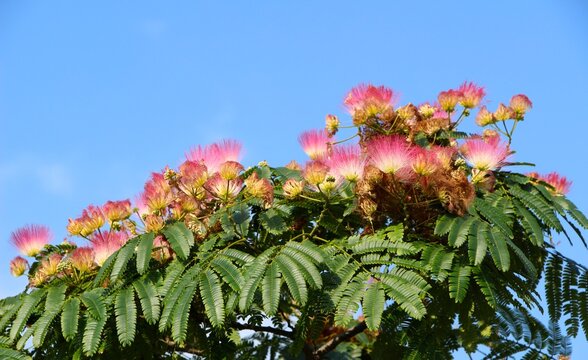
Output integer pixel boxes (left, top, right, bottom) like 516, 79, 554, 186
313, 321, 367, 358
160, 336, 206, 356
232, 322, 294, 339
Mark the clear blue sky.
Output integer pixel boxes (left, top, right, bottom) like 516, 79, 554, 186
1, 1, 587, 357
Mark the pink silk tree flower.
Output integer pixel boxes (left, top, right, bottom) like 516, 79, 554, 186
70, 247, 96, 273
9, 256, 29, 277
461, 138, 511, 171
438, 89, 463, 113
411, 148, 440, 177
142, 172, 174, 212
366, 135, 414, 180
205, 173, 243, 202
10, 224, 52, 257
102, 199, 132, 223
91, 231, 129, 266
509, 94, 533, 119
458, 82, 486, 108
343, 84, 396, 116
530, 172, 572, 195
326, 145, 366, 182
298, 129, 331, 160
187, 139, 243, 174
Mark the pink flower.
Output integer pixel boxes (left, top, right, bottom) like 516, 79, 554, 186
102, 199, 132, 223
303, 161, 329, 185
218, 161, 244, 181
70, 247, 95, 273
152, 235, 172, 263
187, 140, 243, 174
39, 253, 63, 277
509, 94, 532, 118
142, 172, 174, 212
475, 106, 495, 126
10, 224, 52, 257
344, 84, 396, 116
529, 172, 572, 195
431, 145, 457, 169
178, 160, 208, 198
205, 173, 243, 202
438, 89, 463, 113
461, 138, 510, 171
298, 129, 331, 160
91, 231, 129, 266
458, 82, 486, 108
366, 135, 414, 180
411, 148, 440, 177
326, 145, 366, 182
9, 256, 28, 277
244, 172, 274, 206
71, 205, 106, 237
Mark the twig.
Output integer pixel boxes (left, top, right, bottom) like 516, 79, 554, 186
313, 321, 367, 357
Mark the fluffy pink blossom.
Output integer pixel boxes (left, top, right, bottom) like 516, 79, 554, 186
432, 145, 457, 169
142, 172, 174, 212
70, 247, 95, 273
187, 140, 243, 174
344, 84, 396, 116
509, 94, 532, 117
529, 172, 572, 195
10, 224, 52, 257
91, 231, 130, 266
10, 256, 28, 277
206, 173, 243, 201
178, 160, 208, 198
461, 138, 510, 171
366, 135, 414, 180
438, 89, 463, 113
102, 199, 132, 223
326, 145, 366, 182
458, 82, 486, 108
411, 148, 440, 176
298, 129, 331, 160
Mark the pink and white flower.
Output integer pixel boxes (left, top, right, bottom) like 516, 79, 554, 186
528, 172, 571, 195
458, 82, 486, 108
91, 231, 130, 266
9, 256, 28, 277
461, 138, 510, 171
326, 145, 366, 182
344, 84, 396, 116
187, 140, 243, 174
70, 247, 95, 273
366, 135, 414, 180
298, 129, 331, 160
10, 224, 52, 257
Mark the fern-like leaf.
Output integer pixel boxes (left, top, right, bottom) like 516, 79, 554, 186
110, 237, 139, 283
487, 227, 510, 272
262, 262, 281, 316
449, 264, 471, 303
239, 248, 276, 311
82, 312, 108, 356
275, 254, 308, 305
199, 269, 225, 328
61, 298, 80, 341
545, 255, 563, 322
32, 284, 66, 347
468, 222, 487, 266
135, 232, 155, 275
115, 287, 137, 347
363, 281, 385, 331
0, 348, 32, 360
162, 222, 195, 260
9, 289, 46, 341
133, 277, 160, 325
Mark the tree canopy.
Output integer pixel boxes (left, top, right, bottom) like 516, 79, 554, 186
1, 83, 587, 359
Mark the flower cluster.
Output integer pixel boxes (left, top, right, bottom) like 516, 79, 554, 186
7, 82, 569, 289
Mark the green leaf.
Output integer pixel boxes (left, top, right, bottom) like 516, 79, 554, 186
475, 197, 513, 238
9, 289, 46, 341
232, 203, 251, 236
280, 247, 322, 289
221, 248, 255, 265
0, 348, 32, 360
275, 254, 308, 304
449, 264, 471, 303
211, 256, 244, 292
487, 227, 511, 272
510, 185, 563, 232
159, 266, 197, 333
380, 268, 429, 319
239, 248, 276, 311
421, 245, 454, 281
259, 208, 288, 235
284, 240, 324, 263
363, 282, 385, 331
335, 276, 367, 328
110, 237, 139, 283
133, 277, 160, 325
81, 289, 106, 321
513, 199, 544, 246
158, 260, 185, 298
545, 255, 563, 322
262, 262, 282, 316
83, 312, 108, 356
61, 298, 80, 341
434, 215, 457, 236
115, 287, 137, 347
199, 269, 225, 328
33, 284, 67, 347
474, 268, 498, 308
468, 222, 487, 266
449, 216, 476, 248
171, 282, 198, 343
162, 222, 195, 260
136, 232, 155, 275
92, 250, 118, 287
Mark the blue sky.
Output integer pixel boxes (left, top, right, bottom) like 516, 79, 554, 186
1, 1, 587, 357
